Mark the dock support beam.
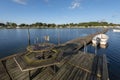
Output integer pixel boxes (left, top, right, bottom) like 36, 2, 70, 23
29, 70, 31, 80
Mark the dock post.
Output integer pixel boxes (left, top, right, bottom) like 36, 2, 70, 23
54, 65, 56, 74
29, 70, 31, 80
28, 28, 31, 46
95, 45, 97, 54
57, 30, 60, 45
83, 41, 87, 53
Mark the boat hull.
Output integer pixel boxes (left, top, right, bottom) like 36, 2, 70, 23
92, 34, 109, 48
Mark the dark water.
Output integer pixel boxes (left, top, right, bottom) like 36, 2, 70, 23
0, 28, 119, 80
0, 28, 99, 58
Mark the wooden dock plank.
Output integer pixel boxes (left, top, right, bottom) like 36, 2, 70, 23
5, 58, 29, 80
52, 63, 71, 80
57, 65, 74, 80
102, 54, 109, 80
66, 67, 79, 80
59, 65, 76, 80
53, 52, 108, 80
0, 61, 11, 80
32, 67, 53, 80
73, 69, 82, 80
79, 71, 88, 80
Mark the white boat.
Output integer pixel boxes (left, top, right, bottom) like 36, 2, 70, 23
113, 29, 120, 32
92, 34, 109, 47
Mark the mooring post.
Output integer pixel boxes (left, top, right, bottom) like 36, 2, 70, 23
85, 44, 87, 53
57, 30, 60, 45
28, 28, 31, 46
95, 45, 97, 54
83, 41, 87, 53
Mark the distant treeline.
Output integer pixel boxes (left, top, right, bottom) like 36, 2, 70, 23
0, 22, 119, 28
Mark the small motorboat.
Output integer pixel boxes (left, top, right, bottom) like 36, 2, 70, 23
92, 34, 109, 47
113, 29, 120, 32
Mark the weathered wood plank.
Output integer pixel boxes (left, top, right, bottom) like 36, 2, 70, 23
102, 54, 109, 80
66, 67, 79, 80
5, 58, 29, 80
73, 69, 82, 80
0, 61, 11, 80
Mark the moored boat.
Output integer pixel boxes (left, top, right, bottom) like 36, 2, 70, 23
113, 29, 120, 32
92, 34, 109, 47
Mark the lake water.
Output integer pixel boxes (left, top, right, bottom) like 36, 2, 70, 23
0, 28, 120, 80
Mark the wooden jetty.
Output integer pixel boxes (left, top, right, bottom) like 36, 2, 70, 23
52, 51, 109, 80
0, 29, 109, 80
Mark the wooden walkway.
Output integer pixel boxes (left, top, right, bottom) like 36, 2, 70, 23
52, 51, 109, 80
0, 51, 109, 80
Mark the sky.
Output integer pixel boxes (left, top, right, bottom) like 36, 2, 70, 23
0, 0, 120, 24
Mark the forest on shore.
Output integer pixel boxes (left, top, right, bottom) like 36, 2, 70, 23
0, 22, 119, 29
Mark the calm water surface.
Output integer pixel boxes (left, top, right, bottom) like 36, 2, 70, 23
0, 28, 120, 80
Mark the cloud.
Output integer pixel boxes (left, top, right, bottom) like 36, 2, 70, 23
13, 0, 27, 5
69, 0, 81, 9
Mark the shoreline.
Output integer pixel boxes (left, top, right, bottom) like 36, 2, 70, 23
0, 27, 113, 29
